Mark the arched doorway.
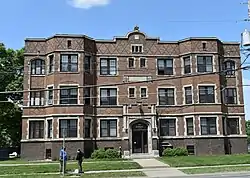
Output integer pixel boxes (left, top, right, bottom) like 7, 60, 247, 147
131, 121, 148, 153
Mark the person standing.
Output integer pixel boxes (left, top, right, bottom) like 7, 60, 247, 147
59, 147, 67, 174
76, 148, 84, 173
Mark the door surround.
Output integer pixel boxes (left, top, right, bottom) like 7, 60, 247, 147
129, 118, 152, 155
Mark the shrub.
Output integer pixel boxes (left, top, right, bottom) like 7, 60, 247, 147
91, 148, 106, 159
91, 148, 121, 159
105, 149, 120, 159
162, 147, 188, 157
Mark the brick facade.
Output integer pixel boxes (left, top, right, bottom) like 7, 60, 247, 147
21, 27, 247, 160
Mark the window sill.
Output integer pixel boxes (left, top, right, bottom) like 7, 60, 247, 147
28, 105, 46, 108
128, 97, 136, 99
56, 104, 83, 106
183, 73, 192, 75
47, 72, 54, 76
157, 105, 177, 107
98, 105, 123, 108
156, 74, 174, 77
97, 137, 121, 140
99, 75, 118, 77
225, 75, 236, 78
59, 72, 80, 74
30, 75, 45, 77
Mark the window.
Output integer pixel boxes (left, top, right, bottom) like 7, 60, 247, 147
224, 88, 237, 104
84, 87, 91, 105
200, 117, 217, 135
100, 120, 117, 137
31, 59, 45, 75
29, 121, 44, 139
184, 86, 192, 104
140, 58, 146, 68
186, 117, 194, 135
199, 86, 215, 103
47, 87, 53, 105
59, 86, 78, 104
48, 55, 54, 73
202, 42, 207, 51
197, 56, 213, 73
226, 118, 239, 135
84, 56, 91, 73
45, 149, 52, 159
84, 119, 91, 138
100, 88, 117, 105
160, 119, 176, 136
47, 120, 52, 138
183, 56, 191, 74
132, 45, 143, 53
157, 59, 173, 75
100, 58, 117, 75
67, 40, 72, 49
140, 87, 147, 98
30, 90, 44, 106
128, 88, 136, 98
60, 54, 78, 72
223, 61, 235, 75
59, 119, 77, 138
186, 145, 195, 155
158, 88, 175, 105
128, 58, 135, 68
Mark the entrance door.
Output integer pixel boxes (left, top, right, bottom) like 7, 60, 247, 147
132, 122, 148, 153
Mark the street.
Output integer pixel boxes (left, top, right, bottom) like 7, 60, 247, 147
165, 172, 250, 178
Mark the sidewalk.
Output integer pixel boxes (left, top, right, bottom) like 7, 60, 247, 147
133, 159, 186, 177
0, 160, 131, 167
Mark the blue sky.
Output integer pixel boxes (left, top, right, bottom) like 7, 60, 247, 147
1, 0, 250, 118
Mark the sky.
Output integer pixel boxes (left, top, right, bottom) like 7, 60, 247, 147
1, 0, 250, 118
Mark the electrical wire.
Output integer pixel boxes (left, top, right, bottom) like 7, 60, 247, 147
0, 67, 247, 94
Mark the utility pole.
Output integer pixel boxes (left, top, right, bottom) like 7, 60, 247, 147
62, 128, 65, 177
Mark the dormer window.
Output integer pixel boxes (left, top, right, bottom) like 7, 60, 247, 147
132, 45, 143, 54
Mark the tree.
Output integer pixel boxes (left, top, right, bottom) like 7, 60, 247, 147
246, 120, 250, 144
0, 43, 23, 147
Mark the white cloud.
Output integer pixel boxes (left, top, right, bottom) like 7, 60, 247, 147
68, 0, 111, 9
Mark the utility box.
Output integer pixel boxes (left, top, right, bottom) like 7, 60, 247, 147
242, 29, 250, 47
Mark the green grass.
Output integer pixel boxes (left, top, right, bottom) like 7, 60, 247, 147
0, 171, 146, 178
0, 158, 130, 164
182, 166, 250, 174
160, 154, 250, 167
0, 161, 141, 175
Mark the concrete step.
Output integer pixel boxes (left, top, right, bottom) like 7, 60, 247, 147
130, 154, 155, 159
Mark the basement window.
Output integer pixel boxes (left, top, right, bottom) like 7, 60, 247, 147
186, 145, 195, 155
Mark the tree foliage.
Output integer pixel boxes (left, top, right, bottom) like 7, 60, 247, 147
0, 43, 23, 147
246, 120, 250, 144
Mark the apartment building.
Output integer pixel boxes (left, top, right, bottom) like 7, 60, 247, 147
21, 26, 247, 160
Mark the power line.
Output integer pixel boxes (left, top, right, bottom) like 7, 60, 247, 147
0, 67, 248, 94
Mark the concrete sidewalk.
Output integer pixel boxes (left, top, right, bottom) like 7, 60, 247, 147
133, 159, 186, 177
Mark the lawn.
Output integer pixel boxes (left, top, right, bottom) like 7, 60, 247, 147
160, 154, 250, 167
0, 161, 141, 175
181, 166, 250, 174
0, 171, 146, 178
0, 158, 130, 164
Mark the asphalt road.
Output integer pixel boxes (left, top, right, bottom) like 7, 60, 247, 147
165, 172, 250, 178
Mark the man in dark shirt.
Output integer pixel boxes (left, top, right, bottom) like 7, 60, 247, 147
76, 148, 84, 173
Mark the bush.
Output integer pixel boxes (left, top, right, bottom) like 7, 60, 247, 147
162, 147, 188, 157
91, 148, 106, 159
91, 148, 120, 159
105, 149, 120, 159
